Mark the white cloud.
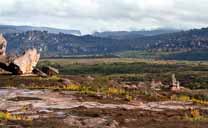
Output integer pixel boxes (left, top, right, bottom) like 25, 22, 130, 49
0, 0, 207, 34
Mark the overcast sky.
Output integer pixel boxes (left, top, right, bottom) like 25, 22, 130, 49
0, 0, 207, 34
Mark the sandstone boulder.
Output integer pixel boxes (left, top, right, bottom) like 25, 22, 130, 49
41, 66, 59, 76
13, 48, 40, 74
33, 68, 47, 77
0, 34, 40, 75
0, 34, 7, 56
0, 48, 40, 75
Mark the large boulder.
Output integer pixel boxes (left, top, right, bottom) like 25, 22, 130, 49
0, 34, 7, 56
13, 48, 40, 74
0, 34, 40, 75
0, 48, 40, 75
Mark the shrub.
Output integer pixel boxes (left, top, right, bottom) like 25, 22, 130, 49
125, 94, 133, 101
63, 84, 81, 91
191, 109, 200, 118
107, 87, 125, 95
185, 109, 208, 122
178, 95, 190, 101
0, 112, 31, 121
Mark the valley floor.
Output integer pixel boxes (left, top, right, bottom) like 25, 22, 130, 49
0, 58, 208, 127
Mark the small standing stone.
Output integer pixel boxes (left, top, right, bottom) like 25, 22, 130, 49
170, 74, 180, 91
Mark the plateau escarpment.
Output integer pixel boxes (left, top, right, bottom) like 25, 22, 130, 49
3, 27, 208, 60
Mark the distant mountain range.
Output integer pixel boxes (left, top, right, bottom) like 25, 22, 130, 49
93, 29, 180, 40
2, 26, 208, 60
0, 25, 81, 36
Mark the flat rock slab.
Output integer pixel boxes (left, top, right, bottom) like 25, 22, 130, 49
0, 88, 206, 120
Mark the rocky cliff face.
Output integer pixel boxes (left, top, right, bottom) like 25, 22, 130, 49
3, 27, 208, 59
4, 31, 130, 57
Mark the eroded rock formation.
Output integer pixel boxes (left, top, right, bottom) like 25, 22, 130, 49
13, 49, 40, 74
0, 34, 7, 56
0, 34, 40, 75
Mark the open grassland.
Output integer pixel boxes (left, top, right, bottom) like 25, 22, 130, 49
115, 50, 208, 61
40, 58, 208, 66
39, 58, 208, 89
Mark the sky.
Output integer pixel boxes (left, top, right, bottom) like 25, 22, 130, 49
0, 0, 207, 34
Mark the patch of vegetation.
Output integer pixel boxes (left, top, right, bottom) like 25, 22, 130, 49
171, 94, 208, 106
115, 50, 180, 59
163, 50, 208, 61
185, 109, 208, 122
0, 112, 31, 121
39, 61, 187, 75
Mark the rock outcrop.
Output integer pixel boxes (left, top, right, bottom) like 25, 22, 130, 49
13, 49, 40, 74
0, 34, 40, 75
0, 34, 7, 56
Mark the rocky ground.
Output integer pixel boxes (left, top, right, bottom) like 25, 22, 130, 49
0, 75, 208, 128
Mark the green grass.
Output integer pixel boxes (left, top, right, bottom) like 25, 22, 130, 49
163, 50, 208, 61
115, 50, 208, 61
115, 50, 173, 59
